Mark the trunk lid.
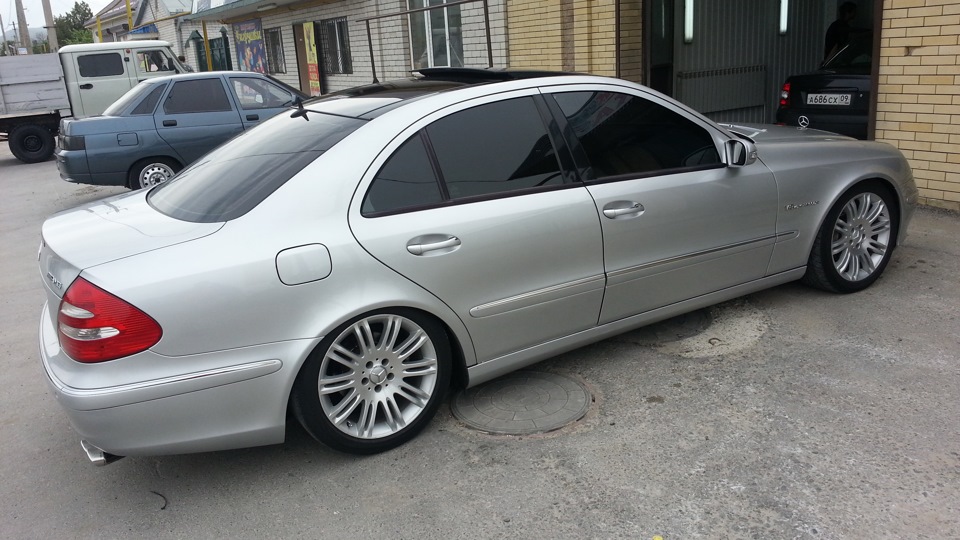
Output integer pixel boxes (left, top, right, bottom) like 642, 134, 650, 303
39, 190, 223, 302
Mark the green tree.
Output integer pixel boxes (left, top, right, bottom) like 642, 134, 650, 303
55, 1, 94, 45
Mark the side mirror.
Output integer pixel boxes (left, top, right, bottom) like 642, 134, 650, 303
725, 139, 758, 167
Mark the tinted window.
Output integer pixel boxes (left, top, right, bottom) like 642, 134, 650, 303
426, 97, 564, 200
103, 82, 164, 116
552, 91, 721, 179
363, 134, 443, 215
130, 84, 166, 115
163, 79, 232, 114
148, 112, 365, 222
77, 53, 124, 77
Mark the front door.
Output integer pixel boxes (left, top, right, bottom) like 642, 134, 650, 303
542, 86, 778, 324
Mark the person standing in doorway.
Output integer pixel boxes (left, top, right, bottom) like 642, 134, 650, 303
824, 2, 858, 61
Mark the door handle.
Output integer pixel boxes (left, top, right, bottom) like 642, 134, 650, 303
79, 83, 93, 89
162, 120, 177, 127
406, 235, 461, 256
602, 201, 645, 219
246, 114, 260, 121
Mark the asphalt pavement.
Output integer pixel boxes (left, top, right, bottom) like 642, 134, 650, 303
1, 143, 958, 539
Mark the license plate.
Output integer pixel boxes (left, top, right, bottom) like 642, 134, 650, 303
806, 93, 851, 106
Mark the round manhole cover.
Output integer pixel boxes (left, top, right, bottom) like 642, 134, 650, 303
451, 371, 590, 435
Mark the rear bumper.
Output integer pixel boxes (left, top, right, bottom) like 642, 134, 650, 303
55, 149, 126, 186
38, 303, 316, 457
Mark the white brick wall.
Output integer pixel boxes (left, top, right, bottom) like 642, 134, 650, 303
239, 0, 507, 93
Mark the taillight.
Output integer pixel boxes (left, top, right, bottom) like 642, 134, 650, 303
57, 277, 162, 363
779, 82, 791, 107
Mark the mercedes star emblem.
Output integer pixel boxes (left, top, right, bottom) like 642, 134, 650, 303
798, 115, 810, 128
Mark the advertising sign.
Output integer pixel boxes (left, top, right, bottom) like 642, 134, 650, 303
233, 19, 267, 73
303, 22, 322, 96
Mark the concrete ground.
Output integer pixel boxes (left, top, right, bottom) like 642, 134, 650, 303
1, 143, 958, 539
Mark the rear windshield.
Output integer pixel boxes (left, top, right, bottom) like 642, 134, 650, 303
148, 111, 365, 222
823, 33, 872, 71
103, 81, 165, 116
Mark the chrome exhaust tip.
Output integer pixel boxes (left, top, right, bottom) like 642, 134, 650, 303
80, 440, 124, 466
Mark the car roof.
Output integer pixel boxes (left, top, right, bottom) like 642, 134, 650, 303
303, 67, 580, 119
58, 40, 173, 54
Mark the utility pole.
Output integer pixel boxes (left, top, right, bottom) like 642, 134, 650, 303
42, 0, 58, 51
0, 12, 6, 55
15, 0, 31, 54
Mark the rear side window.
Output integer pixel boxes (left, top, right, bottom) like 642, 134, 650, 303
77, 53, 124, 77
163, 79, 232, 114
362, 134, 442, 215
551, 91, 721, 180
130, 84, 166, 115
426, 97, 564, 200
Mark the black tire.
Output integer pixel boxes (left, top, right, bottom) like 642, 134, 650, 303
291, 309, 452, 454
9, 124, 55, 163
802, 182, 899, 293
127, 157, 181, 190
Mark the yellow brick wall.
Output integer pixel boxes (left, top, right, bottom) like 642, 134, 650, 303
877, 0, 960, 212
507, 0, 564, 70
507, 0, 628, 76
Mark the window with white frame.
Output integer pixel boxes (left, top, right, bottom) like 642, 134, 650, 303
320, 17, 352, 75
407, 0, 463, 69
264, 27, 286, 74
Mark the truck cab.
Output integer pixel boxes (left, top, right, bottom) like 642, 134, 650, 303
59, 41, 188, 117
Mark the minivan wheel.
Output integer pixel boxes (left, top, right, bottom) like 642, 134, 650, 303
128, 158, 180, 189
291, 310, 451, 454
9, 124, 55, 163
803, 182, 898, 293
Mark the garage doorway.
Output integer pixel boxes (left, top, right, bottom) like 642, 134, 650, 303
643, 0, 877, 129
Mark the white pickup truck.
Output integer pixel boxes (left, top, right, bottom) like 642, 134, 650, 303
0, 40, 188, 163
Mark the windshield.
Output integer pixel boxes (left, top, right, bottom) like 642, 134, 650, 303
103, 81, 164, 116
148, 111, 366, 222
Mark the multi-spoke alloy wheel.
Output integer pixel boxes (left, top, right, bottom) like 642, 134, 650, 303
292, 310, 451, 454
803, 183, 899, 293
830, 192, 891, 282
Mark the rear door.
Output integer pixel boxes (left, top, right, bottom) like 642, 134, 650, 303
70, 51, 137, 116
154, 76, 244, 164
349, 91, 605, 362
542, 85, 779, 324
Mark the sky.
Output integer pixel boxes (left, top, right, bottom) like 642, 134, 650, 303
5, 0, 115, 33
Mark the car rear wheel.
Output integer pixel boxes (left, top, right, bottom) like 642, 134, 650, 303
128, 158, 180, 190
803, 182, 898, 293
292, 310, 451, 454
9, 124, 55, 163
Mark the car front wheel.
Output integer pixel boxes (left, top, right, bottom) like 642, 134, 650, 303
803, 182, 899, 293
292, 310, 451, 454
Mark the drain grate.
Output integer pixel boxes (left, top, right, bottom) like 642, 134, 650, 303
451, 371, 590, 435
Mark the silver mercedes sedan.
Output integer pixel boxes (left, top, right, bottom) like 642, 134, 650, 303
38, 69, 917, 464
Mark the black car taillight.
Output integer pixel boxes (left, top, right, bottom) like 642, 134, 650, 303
59, 135, 85, 151
779, 82, 791, 107
58, 277, 162, 363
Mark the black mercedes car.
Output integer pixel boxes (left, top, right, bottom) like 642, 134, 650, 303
776, 32, 872, 139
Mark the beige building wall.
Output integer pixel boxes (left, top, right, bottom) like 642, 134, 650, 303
506, 0, 634, 77
877, 0, 960, 212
